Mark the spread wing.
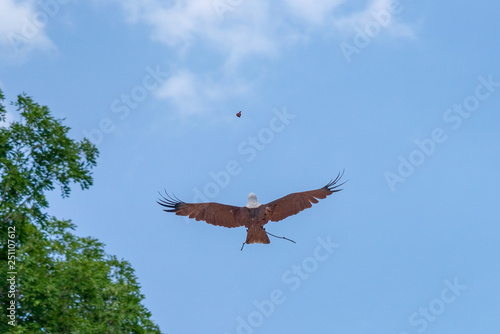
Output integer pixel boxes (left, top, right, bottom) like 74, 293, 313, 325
264, 170, 346, 222
157, 193, 245, 228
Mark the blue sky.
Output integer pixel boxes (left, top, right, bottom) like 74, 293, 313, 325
1, 0, 500, 333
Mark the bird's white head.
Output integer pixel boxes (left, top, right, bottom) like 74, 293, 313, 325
246, 192, 261, 208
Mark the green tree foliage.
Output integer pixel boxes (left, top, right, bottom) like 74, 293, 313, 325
0, 91, 161, 333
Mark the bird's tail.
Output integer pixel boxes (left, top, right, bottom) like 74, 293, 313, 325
245, 225, 270, 244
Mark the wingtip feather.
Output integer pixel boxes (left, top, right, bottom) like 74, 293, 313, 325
157, 190, 185, 212
325, 169, 347, 193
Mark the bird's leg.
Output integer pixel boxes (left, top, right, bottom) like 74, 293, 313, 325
240, 229, 249, 251
266, 231, 296, 244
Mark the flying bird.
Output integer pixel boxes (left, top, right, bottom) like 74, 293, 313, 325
157, 171, 346, 248
236, 111, 241, 118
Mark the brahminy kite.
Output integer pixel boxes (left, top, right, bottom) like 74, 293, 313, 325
158, 171, 345, 248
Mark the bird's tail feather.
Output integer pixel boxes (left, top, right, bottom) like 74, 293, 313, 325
245, 225, 270, 244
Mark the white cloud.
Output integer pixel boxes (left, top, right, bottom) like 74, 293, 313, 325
116, 0, 415, 65
118, 0, 282, 67
0, 0, 56, 62
155, 68, 250, 116
145, 0, 218, 47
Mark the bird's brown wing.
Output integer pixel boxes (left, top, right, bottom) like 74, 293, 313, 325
264, 170, 346, 222
157, 193, 245, 228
